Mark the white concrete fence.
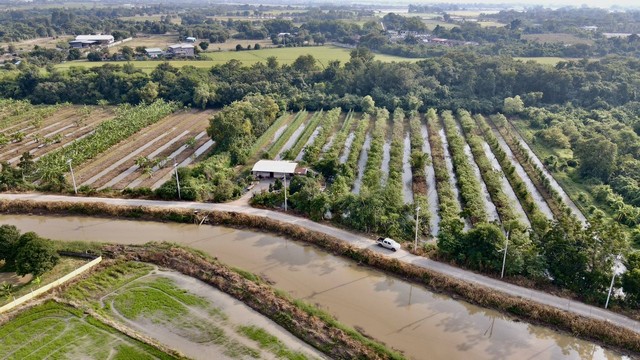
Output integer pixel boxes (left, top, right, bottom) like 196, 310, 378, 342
0, 256, 102, 314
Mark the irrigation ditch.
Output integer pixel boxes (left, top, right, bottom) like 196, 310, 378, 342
1, 198, 639, 357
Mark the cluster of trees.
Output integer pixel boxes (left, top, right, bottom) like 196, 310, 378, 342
485, 7, 640, 34
520, 105, 640, 228
207, 94, 281, 164
5, 50, 640, 114
0, 225, 59, 278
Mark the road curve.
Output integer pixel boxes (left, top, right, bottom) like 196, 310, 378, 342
1, 193, 639, 334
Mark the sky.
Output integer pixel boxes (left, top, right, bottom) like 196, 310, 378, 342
367, 0, 639, 9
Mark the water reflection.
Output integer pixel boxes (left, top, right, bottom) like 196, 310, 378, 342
0, 214, 629, 360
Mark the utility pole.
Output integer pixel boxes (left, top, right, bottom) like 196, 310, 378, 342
500, 229, 510, 279
67, 159, 77, 195
605, 271, 616, 309
174, 160, 181, 200
605, 255, 621, 309
414, 206, 420, 252
283, 173, 287, 211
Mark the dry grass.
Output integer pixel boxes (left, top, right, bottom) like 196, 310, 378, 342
0, 36, 73, 51
108, 34, 179, 53
1, 198, 639, 355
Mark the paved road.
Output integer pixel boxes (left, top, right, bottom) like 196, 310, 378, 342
1, 193, 639, 334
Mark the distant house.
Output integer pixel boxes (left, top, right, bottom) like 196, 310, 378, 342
251, 160, 306, 178
185, 36, 197, 43
145, 48, 164, 58
167, 43, 195, 57
69, 34, 115, 48
581, 26, 599, 31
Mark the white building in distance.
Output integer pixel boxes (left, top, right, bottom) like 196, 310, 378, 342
69, 34, 115, 48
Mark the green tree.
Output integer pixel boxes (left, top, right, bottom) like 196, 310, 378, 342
292, 54, 317, 73
199, 41, 209, 50
0, 225, 21, 265
574, 135, 617, 181
462, 223, 505, 272
503, 96, 524, 115
137, 81, 159, 104
360, 95, 375, 114
14, 232, 59, 277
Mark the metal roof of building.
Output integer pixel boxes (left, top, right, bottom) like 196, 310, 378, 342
145, 48, 163, 53
168, 43, 195, 49
251, 160, 298, 174
75, 35, 115, 41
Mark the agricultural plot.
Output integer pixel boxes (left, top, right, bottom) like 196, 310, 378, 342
0, 301, 172, 359
418, 117, 440, 236
442, 111, 498, 224
268, 111, 309, 160
488, 115, 586, 224
0, 106, 115, 164
71, 109, 214, 190
65, 262, 323, 360
475, 114, 554, 222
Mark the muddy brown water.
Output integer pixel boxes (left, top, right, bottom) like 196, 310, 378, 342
0, 215, 629, 360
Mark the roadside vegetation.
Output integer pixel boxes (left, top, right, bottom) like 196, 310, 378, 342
2, 202, 639, 356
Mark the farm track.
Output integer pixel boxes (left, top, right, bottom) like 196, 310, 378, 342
421, 122, 440, 237
1, 108, 114, 163
401, 132, 413, 204
338, 132, 355, 164
294, 126, 320, 161
352, 132, 371, 195
73, 110, 213, 189
380, 141, 391, 186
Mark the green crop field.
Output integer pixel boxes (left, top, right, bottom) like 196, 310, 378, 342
0, 301, 174, 359
64, 261, 316, 360
54, 45, 420, 72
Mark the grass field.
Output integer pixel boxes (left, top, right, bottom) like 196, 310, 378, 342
0, 36, 72, 51
109, 34, 179, 52
478, 21, 506, 28
522, 33, 594, 45
0, 301, 174, 359
55, 45, 420, 72
65, 261, 319, 360
423, 19, 458, 30
513, 57, 577, 65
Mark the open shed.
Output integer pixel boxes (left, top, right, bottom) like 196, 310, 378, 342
251, 160, 298, 179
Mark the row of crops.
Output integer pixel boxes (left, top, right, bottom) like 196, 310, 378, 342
259, 107, 598, 245
1, 101, 586, 239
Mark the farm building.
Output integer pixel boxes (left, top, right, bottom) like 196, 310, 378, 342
145, 48, 164, 58
69, 34, 115, 48
185, 36, 197, 42
251, 160, 307, 178
167, 43, 195, 57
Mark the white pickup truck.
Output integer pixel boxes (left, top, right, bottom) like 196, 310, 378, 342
377, 237, 401, 251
